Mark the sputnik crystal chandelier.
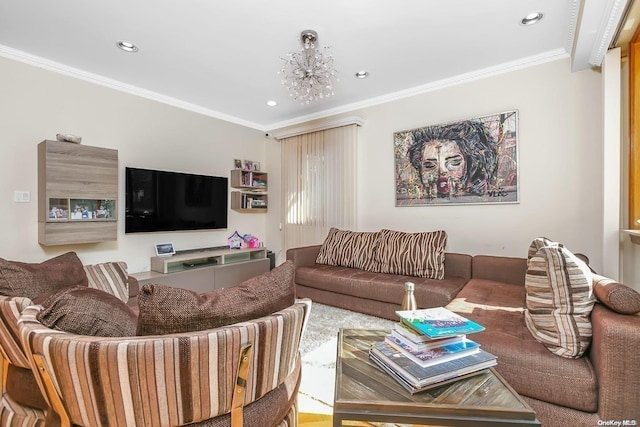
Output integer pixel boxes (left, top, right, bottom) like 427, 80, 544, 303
279, 30, 338, 104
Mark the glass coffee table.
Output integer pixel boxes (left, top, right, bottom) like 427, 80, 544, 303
333, 329, 540, 427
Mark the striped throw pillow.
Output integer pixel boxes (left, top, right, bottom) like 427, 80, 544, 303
524, 238, 595, 358
526, 236, 553, 260
84, 262, 129, 302
315, 228, 382, 272
374, 229, 447, 279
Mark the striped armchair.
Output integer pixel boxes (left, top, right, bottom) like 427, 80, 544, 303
0, 296, 47, 426
0, 259, 139, 426
18, 300, 310, 427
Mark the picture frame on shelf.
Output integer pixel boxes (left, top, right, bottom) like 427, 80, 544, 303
95, 199, 115, 219
70, 199, 97, 220
48, 198, 69, 221
234, 159, 242, 169
252, 162, 261, 171
243, 160, 253, 171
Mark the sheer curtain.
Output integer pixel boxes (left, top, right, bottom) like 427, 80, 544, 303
281, 124, 358, 252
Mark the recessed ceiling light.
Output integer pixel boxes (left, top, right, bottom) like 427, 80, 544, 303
116, 40, 139, 52
266, 100, 278, 107
521, 12, 543, 26
355, 71, 369, 79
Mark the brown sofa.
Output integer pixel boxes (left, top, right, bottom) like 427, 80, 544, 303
286, 245, 640, 426
287, 244, 472, 320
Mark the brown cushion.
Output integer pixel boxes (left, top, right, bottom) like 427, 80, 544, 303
0, 252, 88, 299
524, 238, 595, 358
374, 229, 447, 279
593, 274, 640, 314
316, 228, 382, 271
136, 261, 296, 335
36, 286, 138, 337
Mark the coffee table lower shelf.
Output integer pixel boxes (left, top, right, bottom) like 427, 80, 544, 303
333, 328, 540, 427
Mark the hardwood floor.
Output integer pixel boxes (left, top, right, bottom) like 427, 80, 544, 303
298, 412, 332, 426
298, 412, 376, 426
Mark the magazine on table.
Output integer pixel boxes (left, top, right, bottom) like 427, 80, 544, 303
369, 341, 497, 388
391, 325, 466, 349
384, 334, 481, 367
369, 351, 491, 395
395, 307, 485, 339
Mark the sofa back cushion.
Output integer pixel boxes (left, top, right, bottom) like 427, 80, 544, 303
375, 229, 447, 279
137, 260, 296, 335
316, 228, 382, 271
0, 252, 87, 299
524, 238, 595, 358
84, 261, 129, 302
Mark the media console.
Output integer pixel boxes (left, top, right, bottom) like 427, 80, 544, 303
131, 247, 269, 293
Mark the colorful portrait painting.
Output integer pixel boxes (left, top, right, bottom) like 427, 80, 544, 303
395, 111, 519, 206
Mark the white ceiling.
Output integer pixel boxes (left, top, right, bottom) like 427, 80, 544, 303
0, 0, 630, 131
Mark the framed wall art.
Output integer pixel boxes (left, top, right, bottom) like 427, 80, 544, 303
394, 110, 519, 206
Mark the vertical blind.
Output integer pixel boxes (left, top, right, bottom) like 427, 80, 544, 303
281, 124, 358, 252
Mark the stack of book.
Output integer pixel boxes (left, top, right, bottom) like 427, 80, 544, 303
369, 306, 497, 394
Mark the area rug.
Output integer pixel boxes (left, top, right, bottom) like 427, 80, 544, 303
298, 302, 395, 419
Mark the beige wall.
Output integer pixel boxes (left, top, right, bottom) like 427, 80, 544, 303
1, 54, 611, 277
357, 59, 604, 270
272, 58, 606, 271
0, 56, 266, 273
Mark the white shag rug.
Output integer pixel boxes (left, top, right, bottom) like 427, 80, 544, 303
298, 302, 395, 413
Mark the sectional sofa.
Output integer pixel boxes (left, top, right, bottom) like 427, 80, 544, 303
286, 228, 640, 426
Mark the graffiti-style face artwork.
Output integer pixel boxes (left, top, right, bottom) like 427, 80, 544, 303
395, 111, 519, 206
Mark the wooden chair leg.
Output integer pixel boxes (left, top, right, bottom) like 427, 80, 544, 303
231, 344, 253, 427
1, 354, 8, 393
32, 354, 71, 427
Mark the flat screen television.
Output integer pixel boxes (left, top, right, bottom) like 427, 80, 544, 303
125, 167, 228, 233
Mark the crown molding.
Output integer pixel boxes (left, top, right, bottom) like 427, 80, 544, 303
588, 0, 629, 66
567, 0, 581, 54
1, 43, 568, 133
266, 49, 568, 131
0, 44, 265, 131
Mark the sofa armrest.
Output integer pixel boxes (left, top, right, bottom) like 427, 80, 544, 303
472, 255, 528, 286
286, 245, 321, 268
128, 275, 139, 299
590, 304, 640, 419
127, 276, 139, 307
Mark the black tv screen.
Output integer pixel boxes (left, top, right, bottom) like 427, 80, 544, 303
125, 167, 228, 233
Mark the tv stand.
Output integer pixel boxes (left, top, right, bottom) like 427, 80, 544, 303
131, 247, 269, 293
182, 259, 217, 268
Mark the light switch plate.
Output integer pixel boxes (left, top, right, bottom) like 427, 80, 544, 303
14, 191, 31, 202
